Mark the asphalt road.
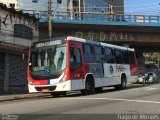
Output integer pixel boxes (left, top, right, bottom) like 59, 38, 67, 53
0, 84, 160, 120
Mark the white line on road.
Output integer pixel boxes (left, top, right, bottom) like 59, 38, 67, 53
63, 97, 160, 104
145, 87, 159, 91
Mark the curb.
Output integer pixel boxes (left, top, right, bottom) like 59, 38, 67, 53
0, 94, 47, 102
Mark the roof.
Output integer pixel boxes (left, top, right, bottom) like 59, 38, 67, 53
0, 3, 38, 21
67, 36, 135, 51
33, 36, 135, 51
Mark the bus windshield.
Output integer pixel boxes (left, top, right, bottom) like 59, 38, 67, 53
30, 46, 66, 79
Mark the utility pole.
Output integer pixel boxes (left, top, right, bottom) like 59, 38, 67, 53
48, 0, 52, 38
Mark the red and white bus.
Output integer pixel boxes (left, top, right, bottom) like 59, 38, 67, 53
27, 36, 138, 96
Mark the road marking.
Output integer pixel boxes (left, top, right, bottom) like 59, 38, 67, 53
63, 97, 160, 104
145, 87, 159, 91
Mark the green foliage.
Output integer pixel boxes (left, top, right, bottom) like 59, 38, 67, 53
144, 53, 160, 64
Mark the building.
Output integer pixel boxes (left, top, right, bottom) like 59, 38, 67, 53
0, 0, 19, 9
17, 0, 124, 39
107, 0, 124, 14
0, 3, 39, 93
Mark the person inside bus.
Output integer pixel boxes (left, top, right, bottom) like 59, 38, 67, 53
70, 48, 81, 70
57, 51, 64, 70
70, 48, 77, 63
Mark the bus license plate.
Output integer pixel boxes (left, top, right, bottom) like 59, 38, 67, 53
42, 89, 49, 92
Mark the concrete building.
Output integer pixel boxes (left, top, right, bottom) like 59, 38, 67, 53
18, 0, 124, 18
0, 3, 39, 93
0, 0, 19, 9
107, 0, 124, 14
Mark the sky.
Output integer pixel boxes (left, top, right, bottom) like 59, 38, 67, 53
124, 0, 160, 15
18, 0, 160, 15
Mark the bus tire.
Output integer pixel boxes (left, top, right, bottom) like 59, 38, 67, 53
121, 76, 127, 89
50, 92, 66, 97
114, 76, 127, 90
81, 77, 95, 95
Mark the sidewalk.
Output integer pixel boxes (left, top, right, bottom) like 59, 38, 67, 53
0, 92, 48, 102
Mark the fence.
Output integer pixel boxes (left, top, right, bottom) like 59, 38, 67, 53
21, 10, 160, 24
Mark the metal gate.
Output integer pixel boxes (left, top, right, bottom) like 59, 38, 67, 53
9, 54, 28, 92
0, 53, 5, 91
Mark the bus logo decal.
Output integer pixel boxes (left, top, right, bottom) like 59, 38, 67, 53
110, 65, 114, 74
45, 67, 51, 74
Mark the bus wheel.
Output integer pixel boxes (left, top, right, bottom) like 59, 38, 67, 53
50, 92, 66, 97
81, 79, 95, 95
114, 76, 127, 90
121, 76, 127, 89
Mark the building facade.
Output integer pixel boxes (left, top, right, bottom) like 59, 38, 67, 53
18, 0, 124, 19
0, 0, 19, 9
0, 3, 39, 93
17, 0, 124, 39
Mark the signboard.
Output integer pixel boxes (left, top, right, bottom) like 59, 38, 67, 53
33, 39, 65, 48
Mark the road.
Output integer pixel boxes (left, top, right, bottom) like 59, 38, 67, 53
0, 84, 160, 120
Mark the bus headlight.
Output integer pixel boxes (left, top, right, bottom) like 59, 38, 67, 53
28, 77, 33, 85
59, 74, 67, 83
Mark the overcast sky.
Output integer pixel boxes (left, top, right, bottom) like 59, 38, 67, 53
124, 0, 160, 15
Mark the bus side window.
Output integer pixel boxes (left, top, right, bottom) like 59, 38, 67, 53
70, 48, 82, 71
129, 51, 136, 64
122, 50, 130, 64
83, 44, 94, 63
105, 47, 115, 63
94, 45, 104, 63
114, 48, 123, 64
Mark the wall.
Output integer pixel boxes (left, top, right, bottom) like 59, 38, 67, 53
0, 6, 39, 92
0, 0, 18, 9
0, 7, 39, 46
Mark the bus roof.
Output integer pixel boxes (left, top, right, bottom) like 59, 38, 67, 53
67, 36, 100, 46
67, 36, 135, 51
32, 36, 135, 52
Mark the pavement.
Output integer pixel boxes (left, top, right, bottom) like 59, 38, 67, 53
0, 92, 48, 102
0, 82, 159, 102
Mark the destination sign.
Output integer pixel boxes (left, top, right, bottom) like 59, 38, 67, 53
35, 40, 63, 48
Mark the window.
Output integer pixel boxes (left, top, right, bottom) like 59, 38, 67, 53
84, 44, 92, 54
70, 48, 82, 71
31, 47, 66, 73
32, 0, 38, 3
83, 44, 94, 63
115, 49, 123, 64
122, 50, 130, 64
129, 51, 136, 64
94, 45, 103, 63
14, 24, 33, 40
57, 0, 62, 4
104, 47, 115, 63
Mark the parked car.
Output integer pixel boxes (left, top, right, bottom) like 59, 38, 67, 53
148, 72, 158, 83
137, 72, 158, 84
137, 73, 144, 83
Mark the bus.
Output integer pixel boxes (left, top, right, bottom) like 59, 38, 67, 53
27, 36, 138, 96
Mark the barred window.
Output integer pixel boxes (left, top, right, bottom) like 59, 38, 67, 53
14, 24, 33, 40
